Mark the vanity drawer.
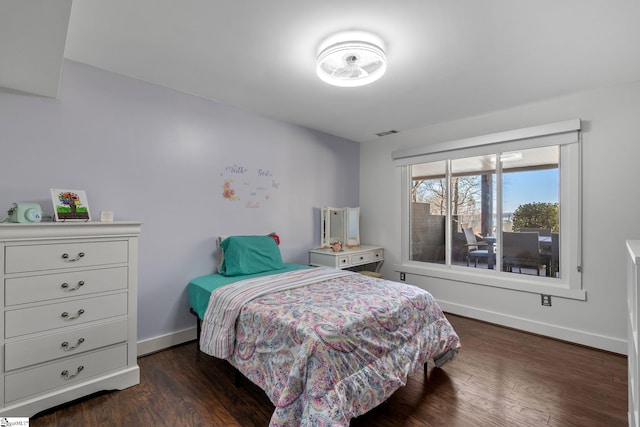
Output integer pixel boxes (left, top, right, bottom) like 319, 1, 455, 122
370, 249, 383, 262
5, 344, 128, 403
310, 251, 351, 268
5, 267, 128, 306
5, 319, 128, 371
5, 293, 128, 338
337, 255, 351, 267
350, 252, 372, 265
353, 249, 384, 265
5, 240, 128, 274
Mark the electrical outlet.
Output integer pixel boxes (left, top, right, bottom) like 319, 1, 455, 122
541, 294, 552, 306
400, 272, 406, 281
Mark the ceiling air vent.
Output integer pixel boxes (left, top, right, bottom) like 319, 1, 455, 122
375, 130, 399, 137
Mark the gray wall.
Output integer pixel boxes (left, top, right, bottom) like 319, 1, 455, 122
0, 61, 360, 342
360, 80, 640, 353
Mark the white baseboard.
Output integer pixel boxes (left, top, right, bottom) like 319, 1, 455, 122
439, 300, 627, 355
137, 326, 197, 357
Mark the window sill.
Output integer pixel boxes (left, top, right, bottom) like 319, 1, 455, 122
395, 261, 586, 301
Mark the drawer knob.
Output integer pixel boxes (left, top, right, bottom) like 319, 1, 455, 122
61, 365, 84, 379
61, 281, 85, 291
61, 309, 85, 320
62, 252, 85, 262
61, 337, 85, 351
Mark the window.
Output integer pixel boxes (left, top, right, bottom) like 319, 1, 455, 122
394, 120, 584, 300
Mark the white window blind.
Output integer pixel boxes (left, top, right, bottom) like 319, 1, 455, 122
392, 119, 580, 166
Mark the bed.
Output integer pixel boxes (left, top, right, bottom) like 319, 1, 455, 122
188, 235, 460, 426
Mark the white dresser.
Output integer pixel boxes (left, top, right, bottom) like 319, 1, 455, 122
0, 222, 141, 417
309, 245, 384, 271
627, 240, 640, 427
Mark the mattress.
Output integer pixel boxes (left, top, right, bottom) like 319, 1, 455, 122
187, 263, 311, 319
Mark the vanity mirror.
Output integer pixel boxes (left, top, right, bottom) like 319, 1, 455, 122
321, 207, 360, 248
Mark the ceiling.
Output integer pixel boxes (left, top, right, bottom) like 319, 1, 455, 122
3, 1, 640, 143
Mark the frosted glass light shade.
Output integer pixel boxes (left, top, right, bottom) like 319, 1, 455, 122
316, 40, 387, 87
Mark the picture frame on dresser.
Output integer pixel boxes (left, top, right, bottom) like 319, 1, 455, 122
0, 221, 141, 417
50, 189, 91, 222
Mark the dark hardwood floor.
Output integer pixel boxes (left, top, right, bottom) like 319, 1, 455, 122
31, 314, 628, 426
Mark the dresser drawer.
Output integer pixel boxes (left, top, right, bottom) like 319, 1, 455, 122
5, 344, 128, 403
5, 267, 128, 306
5, 319, 128, 371
5, 293, 128, 338
5, 240, 128, 274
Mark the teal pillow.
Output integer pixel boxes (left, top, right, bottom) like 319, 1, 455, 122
219, 235, 284, 276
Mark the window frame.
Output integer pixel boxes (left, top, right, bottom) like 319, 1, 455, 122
394, 120, 584, 300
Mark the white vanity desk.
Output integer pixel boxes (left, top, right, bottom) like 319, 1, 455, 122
309, 245, 384, 272
314, 206, 383, 272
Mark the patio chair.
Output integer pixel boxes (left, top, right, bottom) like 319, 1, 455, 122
502, 231, 546, 275
463, 227, 491, 267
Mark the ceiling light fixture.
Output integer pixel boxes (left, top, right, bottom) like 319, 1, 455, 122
316, 32, 387, 87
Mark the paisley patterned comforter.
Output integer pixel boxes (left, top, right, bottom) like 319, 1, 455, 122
200, 267, 460, 426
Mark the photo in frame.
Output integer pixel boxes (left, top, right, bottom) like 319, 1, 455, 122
50, 189, 91, 221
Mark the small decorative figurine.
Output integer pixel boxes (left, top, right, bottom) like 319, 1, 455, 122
331, 242, 343, 252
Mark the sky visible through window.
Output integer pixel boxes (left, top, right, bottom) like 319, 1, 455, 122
502, 169, 559, 213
